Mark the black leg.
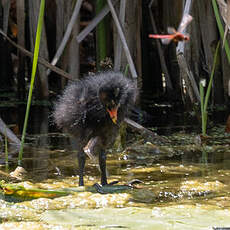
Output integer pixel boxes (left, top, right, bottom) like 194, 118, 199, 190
99, 150, 107, 186
78, 150, 86, 186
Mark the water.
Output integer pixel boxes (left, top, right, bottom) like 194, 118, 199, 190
0, 105, 230, 229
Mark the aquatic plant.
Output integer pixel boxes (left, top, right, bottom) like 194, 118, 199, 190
199, 79, 206, 136
200, 0, 230, 136
212, 0, 230, 63
18, 0, 45, 165
199, 42, 220, 136
124, 64, 129, 77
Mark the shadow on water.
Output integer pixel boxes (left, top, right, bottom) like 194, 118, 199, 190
1, 104, 230, 229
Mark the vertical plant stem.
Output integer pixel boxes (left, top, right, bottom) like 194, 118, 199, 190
124, 64, 129, 77
107, 0, 138, 80
96, 0, 107, 70
199, 81, 205, 135
18, 0, 45, 166
199, 42, 220, 136
212, 0, 230, 63
204, 41, 220, 112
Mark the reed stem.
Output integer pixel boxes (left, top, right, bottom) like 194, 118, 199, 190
18, 0, 45, 165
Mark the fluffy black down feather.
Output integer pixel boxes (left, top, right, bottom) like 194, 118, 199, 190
53, 71, 137, 185
53, 71, 137, 144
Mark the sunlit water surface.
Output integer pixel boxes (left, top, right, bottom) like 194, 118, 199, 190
0, 106, 230, 229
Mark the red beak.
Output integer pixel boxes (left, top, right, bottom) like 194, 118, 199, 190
107, 107, 118, 124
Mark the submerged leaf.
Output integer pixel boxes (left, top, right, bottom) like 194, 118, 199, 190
0, 181, 70, 201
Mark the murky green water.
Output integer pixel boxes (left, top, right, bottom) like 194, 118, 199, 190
1, 108, 230, 229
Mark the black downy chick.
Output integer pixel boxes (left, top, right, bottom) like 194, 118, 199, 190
53, 71, 137, 186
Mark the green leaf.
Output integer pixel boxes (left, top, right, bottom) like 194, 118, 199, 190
18, 0, 46, 165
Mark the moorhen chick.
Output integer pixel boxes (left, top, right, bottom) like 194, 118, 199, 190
53, 71, 137, 186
